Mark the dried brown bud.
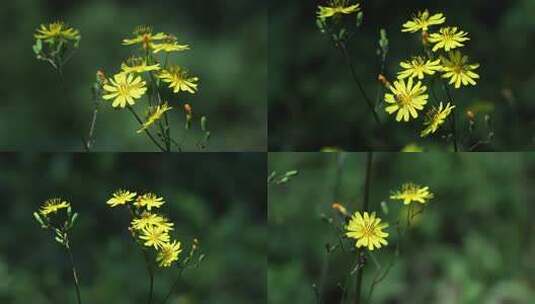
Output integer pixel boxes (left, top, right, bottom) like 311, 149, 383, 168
96, 70, 107, 84
184, 103, 192, 115
331, 202, 348, 216
466, 110, 475, 120
378, 74, 391, 88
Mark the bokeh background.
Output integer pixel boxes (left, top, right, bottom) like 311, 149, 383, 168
269, 152, 535, 303
0, 0, 266, 151
0, 153, 266, 304
269, 0, 535, 151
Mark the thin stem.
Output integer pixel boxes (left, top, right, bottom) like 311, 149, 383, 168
355, 152, 373, 304
338, 41, 381, 125
84, 87, 101, 151
442, 83, 459, 152
127, 106, 166, 151
141, 249, 155, 304
161, 267, 186, 304
65, 238, 82, 304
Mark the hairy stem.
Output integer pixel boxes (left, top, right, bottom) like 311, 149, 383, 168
65, 238, 82, 304
355, 152, 373, 304
442, 83, 459, 152
84, 87, 101, 151
338, 42, 381, 125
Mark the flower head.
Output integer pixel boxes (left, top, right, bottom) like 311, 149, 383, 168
102, 73, 147, 108
34, 21, 80, 42
122, 25, 168, 49
346, 211, 389, 251
121, 57, 160, 74
317, 0, 360, 21
440, 51, 480, 89
131, 212, 174, 232
107, 190, 137, 207
420, 102, 455, 137
39, 198, 70, 216
397, 57, 442, 80
152, 41, 190, 54
156, 240, 182, 268
139, 225, 170, 249
402, 10, 445, 33
384, 78, 429, 122
428, 27, 469, 52
134, 193, 165, 211
390, 183, 434, 205
158, 66, 199, 94
137, 103, 173, 134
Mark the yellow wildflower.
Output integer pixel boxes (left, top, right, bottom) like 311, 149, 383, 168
34, 21, 80, 42
384, 78, 428, 122
156, 240, 182, 268
428, 27, 470, 52
137, 103, 173, 134
39, 198, 70, 216
158, 66, 199, 94
390, 183, 434, 205
139, 226, 170, 249
421, 102, 455, 137
317, 0, 360, 21
121, 57, 160, 74
346, 211, 389, 251
102, 73, 147, 108
107, 190, 137, 207
134, 193, 165, 211
152, 42, 190, 54
402, 10, 445, 33
397, 57, 442, 80
440, 51, 480, 89
122, 25, 167, 49
131, 212, 174, 232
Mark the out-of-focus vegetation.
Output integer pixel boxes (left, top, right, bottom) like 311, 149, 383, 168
0, 0, 266, 151
0, 153, 266, 303
269, 152, 535, 303
269, 0, 535, 151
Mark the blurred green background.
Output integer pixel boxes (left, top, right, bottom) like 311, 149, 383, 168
0, 153, 266, 303
269, 0, 535, 151
269, 152, 535, 303
0, 0, 266, 151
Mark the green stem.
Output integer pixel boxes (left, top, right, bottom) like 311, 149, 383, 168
141, 250, 155, 304
65, 238, 82, 304
338, 41, 381, 125
355, 152, 373, 304
161, 267, 185, 304
442, 83, 459, 152
127, 106, 166, 151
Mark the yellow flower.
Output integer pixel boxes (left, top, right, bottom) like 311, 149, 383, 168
34, 21, 80, 42
107, 190, 137, 207
402, 10, 445, 33
156, 240, 182, 268
137, 103, 173, 134
131, 212, 174, 232
134, 193, 165, 211
122, 25, 168, 49
317, 0, 360, 21
158, 66, 199, 94
397, 57, 442, 80
139, 226, 170, 249
39, 198, 70, 216
440, 51, 480, 89
401, 144, 424, 152
102, 73, 147, 108
384, 78, 428, 122
346, 211, 389, 251
152, 42, 190, 54
421, 102, 455, 137
390, 183, 434, 205
121, 57, 160, 74
428, 27, 470, 52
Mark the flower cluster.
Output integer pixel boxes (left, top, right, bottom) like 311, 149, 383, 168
107, 189, 183, 268
384, 10, 480, 138
33, 198, 79, 247
343, 183, 434, 251
33, 21, 81, 72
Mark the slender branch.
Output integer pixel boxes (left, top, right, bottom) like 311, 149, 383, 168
127, 106, 166, 151
84, 87, 101, 151
141, 249, 155, 304
65, 237, 82, 304
355, 152, 373, 304
161, 267, 186, 304
338, 41, 381, 125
